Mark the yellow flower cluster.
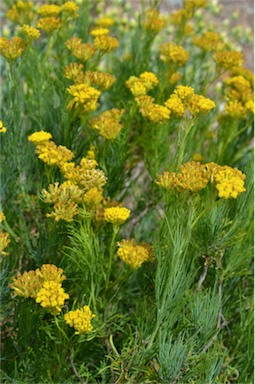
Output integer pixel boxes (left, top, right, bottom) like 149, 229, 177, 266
165, 85, 215, 117
160, 42, 189, 66
135, 95, 171, 123
168, 72, 182, 86
0, 120, 7, 134
126, 72, 159, 96
67, 83, 101, 113
37, 17, 63, 34
104, 207, 130, 225
20, 24, 41, 41
65, 37, 96, 62
84, 188, 103, 206
95, 16, 114, 28
0, 232, 10, 256
83, 71, 116, 91
214, 167, 246, 199
0, 212, 6, 223
156, 161, 246, 199
117, 239, 154, 269
36, 281, 69, 315
192, 31, 224, 52
90, 27, 109, 37
64, 305, 95, 334
213, 51, 244, 69
61, 2, 79, 17
90, 109, 125, 140
183, 0, 207, 15
36, 141, 75, 167
6, 1, 34, 25
0, 36, 26, 62
38, 4, 61, 17
64, 62, 85, 84
169, 9, 188, 26
223, 72, 254, 118
142, 9, 168, 33
37, 2, 78, 32
93, 35, 119, 53
10, 264, 67, 299
28, 131, 53, 145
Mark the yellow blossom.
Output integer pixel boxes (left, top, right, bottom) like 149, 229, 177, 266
65, 37, 96, 62
125, 76, 147, 97
36, 264, 67, 284
60, 1, 79, 17
160, 42, 189, 66
117, 239, 154, 269
46, 201, 79, 222
10, 270, 41, 298
187, 94, 215, 116
136, 96, 170, 122
245, 100, 254, 114
84, 188, 103, 206
93, 35, 119, 53
142, 9, 168, 33
36, 281, 69, 315
41, 182, 84, 204
214, 167, 246, 199
104, 207, 130, 225
28, 131, 52, 145
0, 213, 6, 223
35, 141, 75, 167
84, 71, 115, 91
139, 72, 159, 91
184, 0, 207, 13
224, 100, 247, 119
192, 31, 224, 52
0, 36, 26, 61
64, 62, 85, 84
20, 24, 41, 41
0, 232, 10, 256
164, 95, 185, 117
90, 109, 125, 140
95, 16, 114, 27
168, 72, 181, 85
213, 51, 244, 69
169, 9, 188, 25
38, 5, 61, 17
67, 83, 101, 113
173, 85, 194, 102
6, 1, 34, 25
37, 17, 63, 34
64, 305, 95, 334
90, 27, 109, 36
0, 120, 7, 133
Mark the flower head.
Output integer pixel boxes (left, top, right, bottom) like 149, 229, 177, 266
160, 42, 189, 66
36, 281, 69, 315
90, 108, 124, 140
0, 36, 26, 61
142, 9, 168, 33
20, 24, 41, 41
193, 31, 224, 52
95, 16, 114, 28
28, 131, 52, 145
61, 1, 79, 17
0, 120, 7, 133
213, 51, 244, 69
65, 37, 96, 62
83, 71, 115, 91
35, 141, 75, 167
38, 5, 61, 17
37, 17, 63, 34
104, 207, 130, 225
67, 84, 101, 113
117, 239, 154, 269
0, 232, 10, 256
93, 35, 119, 53
64, 305, 95, 334
214, 167, 246, 199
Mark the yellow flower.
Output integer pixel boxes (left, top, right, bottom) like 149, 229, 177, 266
184, 0, 207, 13
169, 9, 188, 26
213, 51, 244, 69
160, 42, 189, 66
42, 182, 84, 204
90, 27, 109, 36
173, 85, 194, 102
6, 1, 34, 25
136, 96, 170, 122
46, 201, 79, 222
0, 232, 10, 256
20, 24, 40, 41
0, 120, 7, 133
64, 305, 95, 334
117, 239, 154, 269
0, 212, 6, 223
187, 94, 215, 116
93, 35, 119, 53
224, 100, 247, 119
37, 17, 63, 34
60, 1, 79, 17
84, 188, 103, 206
168, 72, 181, 85
104, 207, 130, 225
95, 16, 114, 27
214, 167, 246, 199
142, 9, 168, 33
192, 31, 224, 52
67, 83, 101, 113
28, 131, 52, 145
84, 71, 115, 91
164, 95, 185, 117
65, 37, 96, 62
37, 5, 61, 17
36, 281, 69, 315
125, 76, 147, 97
0, 36, 26, 61
36, 141, 75, 167
64, 62, 85, 84
245, 99, 254, 114
90, 108, 124, 140
36, 264, 67, 284
139, 72, 159, 91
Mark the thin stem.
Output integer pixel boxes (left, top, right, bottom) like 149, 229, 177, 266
54, 315, 69, 341
176, 119, 195, 168
105, 225, 119, 290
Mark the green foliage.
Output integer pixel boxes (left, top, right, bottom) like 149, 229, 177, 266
1, 0, 253, 382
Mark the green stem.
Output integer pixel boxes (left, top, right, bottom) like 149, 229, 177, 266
54, 315, 69, 341
176, 119, 195, 168
105, 225, 119, 290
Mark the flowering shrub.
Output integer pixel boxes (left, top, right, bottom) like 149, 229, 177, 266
1, 0, 253, 382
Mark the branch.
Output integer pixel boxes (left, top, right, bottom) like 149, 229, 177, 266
68, 351, 87, 384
